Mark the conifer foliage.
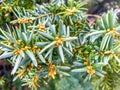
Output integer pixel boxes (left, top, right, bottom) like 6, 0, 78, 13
0, 0, 120, 90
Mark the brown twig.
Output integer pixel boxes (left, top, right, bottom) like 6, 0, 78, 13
36, 13, 52, 19
86, 14, 101, 18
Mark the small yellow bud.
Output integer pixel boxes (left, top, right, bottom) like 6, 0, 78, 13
86, 65, 95, 75
66, 7, 78, 16
106, 29, 110, 33
13, 49, 20, 54
84, 61, 87, 65
47, 62, 56, 79
55, 37, 63, 46
17, 17, 34, 24
37, 23, 46, 31
109, 50, 114, 56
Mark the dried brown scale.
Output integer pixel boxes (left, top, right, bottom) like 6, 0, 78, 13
26, 64, 33, 72
36, 57, 39, 62
10, 42, 14, 46
37, 65, 42, 70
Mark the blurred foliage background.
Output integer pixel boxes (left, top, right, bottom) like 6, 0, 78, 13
1, 0, 120, 28
0, 0, 120, 90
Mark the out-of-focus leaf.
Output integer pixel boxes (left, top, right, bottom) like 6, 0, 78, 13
11, 55, 22, 75
0, 52, 14, 59
71, 68, 87, 72
58, 45, 64, 63
26, 50, 37, 66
